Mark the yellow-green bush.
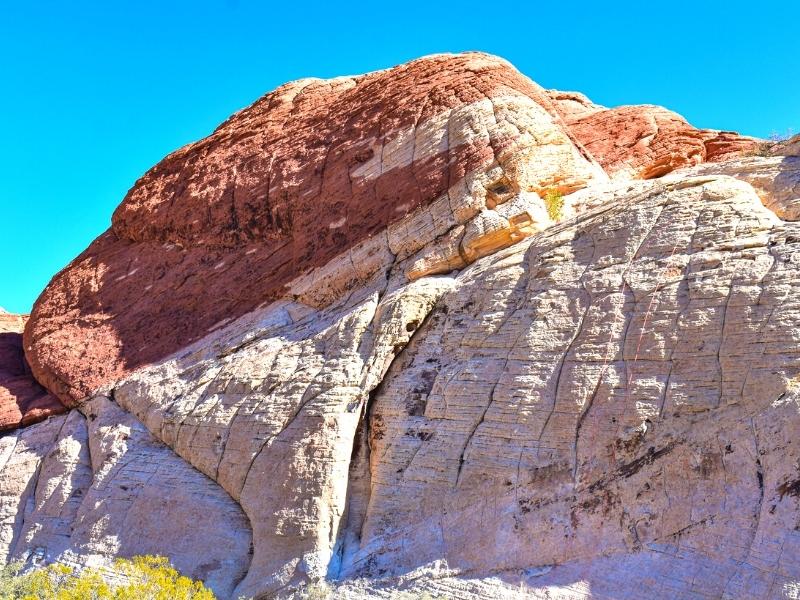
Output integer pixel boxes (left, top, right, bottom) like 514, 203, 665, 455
0, 555, 214, 600
543, 189, 564, 221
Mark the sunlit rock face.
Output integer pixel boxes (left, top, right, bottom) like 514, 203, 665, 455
24, 52, 607, 406
0, 400, 251, 598
6, 53, 796, 599
554, 103, 758, 180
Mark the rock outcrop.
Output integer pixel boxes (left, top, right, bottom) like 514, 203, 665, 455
678, 153, 800, 221
0, 312, 64, 430
24, 52, 606, 405
5, 52, 795, 599
558, 104, 758, 179
772, 134, 800, 157
0, 399, 251, 598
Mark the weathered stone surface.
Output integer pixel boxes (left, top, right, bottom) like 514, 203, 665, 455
772, 134, 800, 157
0, 413, 65, 562
9, 52, 799, 599
672, 155, 800, 221
546, 89, 605, 121
561, 104, 759, 179
47, 174, 797, 599
333, 175, 800, 599
110, 274, 454, 598
0, 401, 251, 598
0, 313, 64, 431
25, 52, 606, 406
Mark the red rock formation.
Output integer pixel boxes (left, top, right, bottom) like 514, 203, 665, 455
701, 129, 761, 161
24, 52, 760, 408
25, 52, 599, 405
0, 312, 65, 430
560, 104, 759, 179
545, 89, 605, 121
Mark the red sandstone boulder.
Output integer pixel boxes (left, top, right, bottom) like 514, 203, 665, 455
559, 103, 759, 179
25, 52, 603, 405
0, 311, 65, 430
24, 53, 760, 407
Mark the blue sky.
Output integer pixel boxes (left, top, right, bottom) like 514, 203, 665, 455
2, 1, 798, 313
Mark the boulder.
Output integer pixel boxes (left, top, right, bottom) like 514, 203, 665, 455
25, 52, 606, 406
560, 104, 759, 179
9, 52, 796, 599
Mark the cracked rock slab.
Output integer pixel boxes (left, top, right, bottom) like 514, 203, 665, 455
0, 398, 251, 599
337, 176, 800, 599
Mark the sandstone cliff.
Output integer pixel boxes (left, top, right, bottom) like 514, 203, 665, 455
3, 52, 799, 599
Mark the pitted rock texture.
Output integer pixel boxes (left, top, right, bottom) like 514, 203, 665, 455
25, 52, 607, 406
562, 104, 758, 179
10, 52, 789, 599
0, 313, 64, 430
0, 400, 251, 598
337, 176, 800, 600
27, 174, 796, 600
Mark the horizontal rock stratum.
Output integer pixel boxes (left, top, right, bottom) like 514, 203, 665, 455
4, 52, 800, 599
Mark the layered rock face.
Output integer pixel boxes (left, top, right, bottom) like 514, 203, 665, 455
341, 175, 800, 598
552, 102, 759, 179
24, 52, 606, 405
0, 312, 64, 430
5, 52, 798, 599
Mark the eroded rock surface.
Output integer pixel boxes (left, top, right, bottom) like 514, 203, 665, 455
673, 155, 800, 221
25, 52, 606, 405
7, 52, 794, 599
562, 104, 758, 179
36, 174, 795, 600
0, 400, 251, 598
0, 313, 64, 431
772, 134, 800, 157
338, 176, 800, 599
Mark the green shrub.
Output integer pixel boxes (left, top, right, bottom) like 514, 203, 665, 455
390, 591, 444, 600
0, 555, 214, 600
300, 581, 331, 600
543, 189, 564, 221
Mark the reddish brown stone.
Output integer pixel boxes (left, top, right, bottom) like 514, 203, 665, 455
0, 312, 66, 430
26, 53, 588, 404
700, 129, 761, 161
561, 104, 758, 179
545, 89, 605, 121
24, 53, 760, 406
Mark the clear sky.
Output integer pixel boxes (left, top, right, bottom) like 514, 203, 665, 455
2, 1, 798, 313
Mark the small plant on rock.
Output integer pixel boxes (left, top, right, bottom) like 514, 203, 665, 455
543, 189, 564, 221
297, 580, 332, 600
